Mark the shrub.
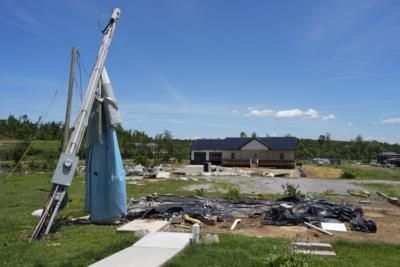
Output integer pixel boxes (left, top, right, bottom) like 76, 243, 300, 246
341, 170, 356, 179
281, 183, 302, 198
225, 185, 240, 200
194, 188, 206, 197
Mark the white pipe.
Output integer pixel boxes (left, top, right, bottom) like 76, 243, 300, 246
230, 219, 241, 231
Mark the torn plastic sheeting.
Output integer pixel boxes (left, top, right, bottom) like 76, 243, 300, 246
126, 195, 377, 233
261, 198, 377, 233
126, 195, 273, 221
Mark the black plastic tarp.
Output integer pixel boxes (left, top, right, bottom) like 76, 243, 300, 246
261, 198, 377, 233
126, 195, 377, 233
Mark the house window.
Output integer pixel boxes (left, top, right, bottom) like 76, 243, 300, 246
231, 152, 235, 160
280, 153, 284, 160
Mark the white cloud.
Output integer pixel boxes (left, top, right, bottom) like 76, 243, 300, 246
246, 108, 274, 117
245, 107, 335, 121
382, 118, 400, 125
276, 108, 323, 119
275, 108, 304, 118
275, 108, 325, 119
305, 109, 321, 119
231, 110, 238, 114
322, 114, 336, 121
347, 122, 353, 127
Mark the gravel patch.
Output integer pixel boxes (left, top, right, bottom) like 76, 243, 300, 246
199, 176, 400, 194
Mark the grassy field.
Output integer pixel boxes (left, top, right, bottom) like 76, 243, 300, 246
357, 182, 400, 199
167, 234, 400, 267
1, 174, 400, 266
304, 164, 400, 180
341, 166, 400, 180
0, 174, 210, 266
30, 140, 61, 152
303, 165, 342, 178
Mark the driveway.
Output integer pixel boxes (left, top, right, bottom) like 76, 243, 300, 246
208, 176, 400, 194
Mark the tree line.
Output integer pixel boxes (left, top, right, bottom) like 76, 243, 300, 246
0, 115, 191, 167
1, 115, 400, 168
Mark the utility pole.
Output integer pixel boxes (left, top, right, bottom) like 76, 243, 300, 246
30, 8, 121, 241
63, 47, 77, 152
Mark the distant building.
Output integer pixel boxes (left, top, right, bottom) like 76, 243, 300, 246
190, 137, 297, 168
377, 152, 400, 164
311, 157, 341, 165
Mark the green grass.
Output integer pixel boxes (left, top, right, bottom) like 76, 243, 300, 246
340, 166, 400, 180
357, 183, 400, 199
30, 140, 61, 152
1, 174, 400, 266
0, 174, 207, 266
167, 234, 400, 267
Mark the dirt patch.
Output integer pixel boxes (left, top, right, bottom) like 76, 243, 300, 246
168, 200, 400, 245
304, 165, 342, 178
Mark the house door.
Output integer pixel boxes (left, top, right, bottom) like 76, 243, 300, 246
193, 152, 207, 164
209, 152, 222, 165
251, 153, 259, 166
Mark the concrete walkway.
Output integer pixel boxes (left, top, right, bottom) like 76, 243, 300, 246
90, 232, 192, 267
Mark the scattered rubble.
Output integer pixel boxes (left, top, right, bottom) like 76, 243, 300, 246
262, 197, 377, 233
156, 171, 170, 179
127, 164, 294, 180
203, 234, 220, 245
126, 194, 377, 234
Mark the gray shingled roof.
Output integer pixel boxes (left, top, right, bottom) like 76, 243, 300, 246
191, 137, 297, 151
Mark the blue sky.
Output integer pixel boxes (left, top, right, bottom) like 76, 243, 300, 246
1, 0, 400, 142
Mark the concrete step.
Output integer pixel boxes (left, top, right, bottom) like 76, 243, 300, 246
292, 242, 332, 251
292, 249, 336, 258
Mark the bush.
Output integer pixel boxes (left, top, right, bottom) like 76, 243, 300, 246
194, 188, 206, 197
224, 185, 240, 200
281, 183, 302, 198
341, 170, 356, 179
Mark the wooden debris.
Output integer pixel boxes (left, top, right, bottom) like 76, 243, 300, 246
377, 191, 400, 206
304, 222, 333, 236
348, 189, 369, 198
183, 214, 202, 225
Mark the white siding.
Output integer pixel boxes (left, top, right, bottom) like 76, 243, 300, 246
221, 150, 294, 161
240, 139, 269, 150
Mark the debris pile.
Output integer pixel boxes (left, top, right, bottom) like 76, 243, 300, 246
125, 164, 171, 179
262, 197, 377, 233
126, 194, 377, 233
